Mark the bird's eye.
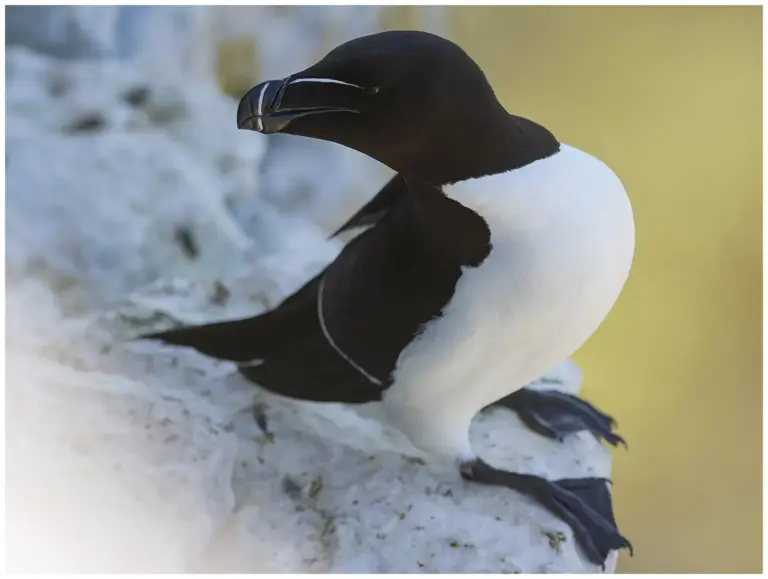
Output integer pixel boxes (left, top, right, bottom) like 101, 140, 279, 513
366, 86, 380, 95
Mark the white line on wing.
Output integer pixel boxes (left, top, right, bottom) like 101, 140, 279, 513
317, 276, 383, 386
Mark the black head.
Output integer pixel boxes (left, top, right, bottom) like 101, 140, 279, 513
237, 30, 559, 185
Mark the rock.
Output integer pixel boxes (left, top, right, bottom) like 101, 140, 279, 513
6, 282, 241, 573
6, 271, 617, 574
6, 6, 122, 58
5, 46, 271, 313
6, 130, 253, 313
254, 135, 387, 236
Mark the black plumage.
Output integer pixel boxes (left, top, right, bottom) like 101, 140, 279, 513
139, 30, 633, 567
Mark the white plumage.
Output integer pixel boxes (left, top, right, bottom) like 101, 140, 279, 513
382, 144, 635, 463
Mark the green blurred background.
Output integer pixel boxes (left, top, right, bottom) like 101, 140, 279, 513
219, 5, 762, 573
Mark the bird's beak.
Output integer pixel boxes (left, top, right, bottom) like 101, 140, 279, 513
237, 77, 360, 134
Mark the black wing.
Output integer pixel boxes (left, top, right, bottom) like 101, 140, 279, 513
318, 180, 491, 384
138, 175, 413, 402
141, 177, 490, 402
141, 175, 411, 360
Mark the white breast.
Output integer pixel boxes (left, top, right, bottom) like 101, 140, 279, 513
381, 144, 635, 461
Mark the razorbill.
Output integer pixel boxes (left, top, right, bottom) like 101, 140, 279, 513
141, 30, 635, 566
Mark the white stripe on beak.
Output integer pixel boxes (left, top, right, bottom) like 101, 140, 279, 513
255, 81, 269, 132
288, 77, 364, 90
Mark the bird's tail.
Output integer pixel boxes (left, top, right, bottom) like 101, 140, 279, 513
140, 315, 270, 362
140, 272, 324, 363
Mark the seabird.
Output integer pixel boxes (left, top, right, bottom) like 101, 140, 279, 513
141, 30, 635, 566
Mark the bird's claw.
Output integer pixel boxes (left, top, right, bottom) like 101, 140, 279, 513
462, 459, 632, 567
489, 387, 627, 448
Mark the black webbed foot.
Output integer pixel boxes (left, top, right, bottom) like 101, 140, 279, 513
489, 387, 627, 448
461, 458, 632, 568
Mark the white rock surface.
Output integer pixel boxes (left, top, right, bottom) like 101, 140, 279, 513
7, 274, 616, 574
5, 7, 619, 574
6, 6, 122, 58
5, 45, 272, 312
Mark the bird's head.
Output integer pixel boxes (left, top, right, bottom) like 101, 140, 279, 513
236, 30, 516, 183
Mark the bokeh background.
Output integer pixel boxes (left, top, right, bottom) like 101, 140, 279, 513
6, 5, 762, 574
445, 5, 763, 573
